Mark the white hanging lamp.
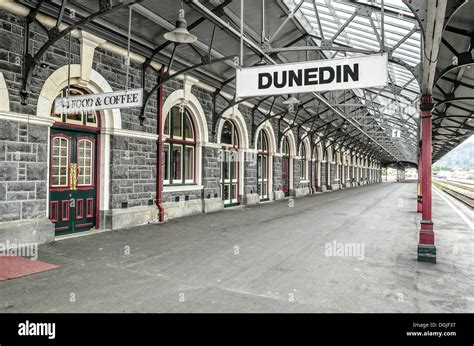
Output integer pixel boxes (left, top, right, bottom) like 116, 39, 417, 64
164, 11, 197, 44
283, 95, 300, 105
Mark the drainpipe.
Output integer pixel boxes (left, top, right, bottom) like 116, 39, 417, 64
156, 70, 165, 222
309, 135, 314, 194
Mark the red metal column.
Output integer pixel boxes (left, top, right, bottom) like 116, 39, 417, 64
417, 95, 435, 263
417, 140, 423, 213
155, 72, 165, 222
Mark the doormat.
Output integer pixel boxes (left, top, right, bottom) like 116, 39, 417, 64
0, 256, 58, 280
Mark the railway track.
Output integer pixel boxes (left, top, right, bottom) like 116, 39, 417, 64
433, 179, 474, 209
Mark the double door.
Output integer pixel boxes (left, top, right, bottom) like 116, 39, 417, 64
257, 153, 269, 200
49, 128, 98, 235
221, 149, 239, 205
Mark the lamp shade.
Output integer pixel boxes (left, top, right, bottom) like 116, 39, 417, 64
282, 95, 300, 105
164, 17, 197, 44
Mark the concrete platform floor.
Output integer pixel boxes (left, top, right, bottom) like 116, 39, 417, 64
1, 181, 473, 313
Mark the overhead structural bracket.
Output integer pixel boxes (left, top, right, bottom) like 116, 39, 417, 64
20, 0, 144, 105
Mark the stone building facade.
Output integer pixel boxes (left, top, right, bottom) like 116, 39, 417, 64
0, 5, 382, 245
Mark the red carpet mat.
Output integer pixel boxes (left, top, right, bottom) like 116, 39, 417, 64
0, 256, 58, 280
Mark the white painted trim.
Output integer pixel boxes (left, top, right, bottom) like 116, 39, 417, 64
163, 185, 204, 193
162, 89, 208, 188
36, 65, 122, 130
201, 142, 222, 149
313, 140, 323, 161
215, 107, 249, 199
280, 128, 296, 157
216, 106, 250, 149
102, 128, 158, 140
254, 121, 277, 154
162, 89, 209, 143
299, 137, 310, 157
38, 65, 122, 216
78, 31, 106, 86
0, 111, 54, 126
0, 72, 9, 112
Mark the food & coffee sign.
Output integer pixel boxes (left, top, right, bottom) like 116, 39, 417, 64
54, 89, 143, 114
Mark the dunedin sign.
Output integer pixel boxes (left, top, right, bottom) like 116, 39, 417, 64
236, 54, 388, 98
54, 89, 143, 115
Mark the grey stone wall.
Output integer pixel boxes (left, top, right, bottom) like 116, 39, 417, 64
330, 163, 337, 185
293, 158, 301, 189
272, 156, 282, 193
0, 120, 48, 221
244, 151, 257, 195
321, 163, 327, 187
163, 189, 202, 203
202, 146, 220, 199
110, 135, 156, 209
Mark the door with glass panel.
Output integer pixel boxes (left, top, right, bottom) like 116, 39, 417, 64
257, 130, 269, 200
257, 153, 268, 200
221, 149, 239, 205
49, 128, 97, 235
281, 136, 290, 197
220, 120, 240, 206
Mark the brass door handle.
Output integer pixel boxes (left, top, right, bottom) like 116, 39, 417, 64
70, 163, 78, 190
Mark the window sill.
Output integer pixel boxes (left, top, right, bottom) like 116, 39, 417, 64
163, 185, 203, 193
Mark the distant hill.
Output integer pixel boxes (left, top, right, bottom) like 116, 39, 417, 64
434, 136, 474, 170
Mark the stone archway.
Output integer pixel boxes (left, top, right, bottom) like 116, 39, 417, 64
37, 64, 121, 227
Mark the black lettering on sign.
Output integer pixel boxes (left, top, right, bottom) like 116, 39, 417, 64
305, 68, 318, 85
336, 65, 341, 83
319, 66, 334, 84
253, 63, 362, 90
273, 71, 287, 88
258, 73, 272, 89
288, 69, 302, 87
344, 63, 359, 82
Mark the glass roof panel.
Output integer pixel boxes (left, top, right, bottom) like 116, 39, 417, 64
283, 0, 422, 163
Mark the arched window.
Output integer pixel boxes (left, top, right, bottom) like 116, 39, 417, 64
257, 129, 269, 153
221, 120, 239, 147
281, 136, 290, 155
257, 130, 270, 200
300, 144, 308, 180
163, 106, 196, 185
52, 86, 98, 127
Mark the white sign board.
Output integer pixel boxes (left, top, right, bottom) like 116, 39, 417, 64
54, 89, 143, 114
236, 54, 388, 98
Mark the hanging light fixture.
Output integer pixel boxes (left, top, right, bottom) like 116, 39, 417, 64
164, 5, 197, 44
283, 95, 300, 105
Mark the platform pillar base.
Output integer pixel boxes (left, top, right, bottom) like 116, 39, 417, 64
417, 244, 436, 263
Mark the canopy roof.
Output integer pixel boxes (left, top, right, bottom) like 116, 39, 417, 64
19, 0, 473, 164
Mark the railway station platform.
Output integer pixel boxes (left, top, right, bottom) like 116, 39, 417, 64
1, 181, 472, 313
